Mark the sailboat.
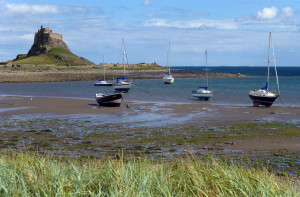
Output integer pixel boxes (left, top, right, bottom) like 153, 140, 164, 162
192, 50, 213, 100
163, 42, 174, 84
113, 37, 132, 92
94, 55, 113, 86
249, 32, 280, 107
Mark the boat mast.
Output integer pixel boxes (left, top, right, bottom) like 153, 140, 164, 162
122, 37, 126, 76
205, 50, 208, 87
267, 32, 271, 91
168, 42, 171, 74
103, 54, 105, 81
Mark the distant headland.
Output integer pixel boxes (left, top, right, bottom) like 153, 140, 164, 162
2, 25, 94, 66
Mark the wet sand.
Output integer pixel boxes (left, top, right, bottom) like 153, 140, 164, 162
1, 95, 299, 154
0, 95, 299, 175
0, 95, 299, 125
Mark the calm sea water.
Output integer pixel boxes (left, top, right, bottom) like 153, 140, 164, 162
177, 66, 300, 77
0, 67, 299, 107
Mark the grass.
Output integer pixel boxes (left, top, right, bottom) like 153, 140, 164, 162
97, 63, 164, 71
0, 151, 298, 196
2, 48, 163, 70
10, 48, 94, 66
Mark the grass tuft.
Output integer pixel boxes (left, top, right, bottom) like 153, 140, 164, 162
0, 151, 298, 196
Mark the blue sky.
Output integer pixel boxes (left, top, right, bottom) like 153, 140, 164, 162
0, 0, 299, 66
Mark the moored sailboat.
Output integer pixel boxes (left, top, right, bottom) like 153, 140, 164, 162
163, 42, 174, 84
249, 32, 280, 107
94, 80, 113, 86
192, 50, 213, 100
94, 55, 113, 86
113, 38, 132, 92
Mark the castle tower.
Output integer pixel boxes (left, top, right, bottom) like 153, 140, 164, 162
27, 25, 70, 57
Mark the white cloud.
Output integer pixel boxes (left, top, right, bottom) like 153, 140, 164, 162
142, 0, 151, 6
281, 7, 294, 17
257, 6, 295, 20
0, 2, 103, 16
144, 18, 237, 30
257, 7, 279, 20
3, 2, 59, 15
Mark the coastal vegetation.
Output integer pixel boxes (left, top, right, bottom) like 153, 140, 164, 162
0, 63, 162, 71
6, 48, 94, 66
0, 63, 245, 82
0, 151, 298, 196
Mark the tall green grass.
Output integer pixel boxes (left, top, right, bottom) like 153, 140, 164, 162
0, 152, 298, 196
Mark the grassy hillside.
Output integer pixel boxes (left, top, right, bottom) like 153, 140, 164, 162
12, 48, 94, 66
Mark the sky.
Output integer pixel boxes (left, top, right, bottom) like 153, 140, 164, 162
0, 0, 300, 66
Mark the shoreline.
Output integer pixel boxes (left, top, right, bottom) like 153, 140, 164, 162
0, 68, 246, 83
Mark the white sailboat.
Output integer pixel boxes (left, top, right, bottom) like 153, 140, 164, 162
113, 37, 132, 92
249, 32, 280, 107
192, 50, 213, 100
94, 55, 113, 86
163, 42, 174, 84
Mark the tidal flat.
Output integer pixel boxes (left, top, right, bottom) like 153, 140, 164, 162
1, 96, 299, 176
0, 95, 299, 195
0, 112, 299, 176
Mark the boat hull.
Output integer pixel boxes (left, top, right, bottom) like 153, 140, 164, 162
163, 77, 174, 84
113, 83, 131, 92
94, 80, 113, 86
249, 94, 278, 107
113, 78, 132, 92
163, 80, 174, 84
192, 87, 213, 101
94, 83, 113, 86
192, 93, 213, 101
96, 93, 123, 107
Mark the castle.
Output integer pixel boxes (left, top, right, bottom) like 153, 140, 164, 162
34, 25, 63, 42
27, 25, 70, 57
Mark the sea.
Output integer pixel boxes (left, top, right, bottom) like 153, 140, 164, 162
0, 66, 300, 107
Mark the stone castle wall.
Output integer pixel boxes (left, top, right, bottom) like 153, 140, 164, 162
49, 33, 62, 41
33, 26, 63, 44
27, 25, 69, 57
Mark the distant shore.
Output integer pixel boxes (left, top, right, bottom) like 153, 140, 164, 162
0, 67, 246, 83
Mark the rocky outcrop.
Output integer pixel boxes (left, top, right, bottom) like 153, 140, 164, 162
27, 25, 70, 57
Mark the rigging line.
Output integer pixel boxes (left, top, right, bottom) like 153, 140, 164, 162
122, 37, 131, 79
132, 84, 150, 94
205, 50, 208, 88
271, 38, 280, 95
267, 32, 271, 87
278, 96, 285, 107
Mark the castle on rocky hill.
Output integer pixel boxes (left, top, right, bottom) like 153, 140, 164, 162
27, 25, 70, 57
